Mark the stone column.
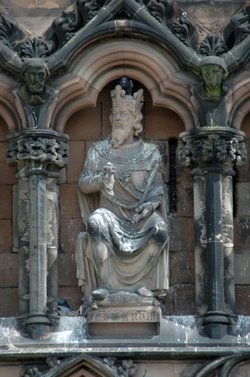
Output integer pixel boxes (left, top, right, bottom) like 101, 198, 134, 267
7, 129, 68, 339
179, 127, 246, 338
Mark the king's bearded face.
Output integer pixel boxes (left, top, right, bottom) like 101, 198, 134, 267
110, 109, 135, 148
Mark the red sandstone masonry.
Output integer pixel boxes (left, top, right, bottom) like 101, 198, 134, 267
235, 286, 250, 315
58, 286, 82, 311
0, 220, 12, 253
65, 105, 102, 141
59, 218, 82, 254
0, 288, 18, 316
170, 251, 195, 286
173, 284, 196, 315
145, 105, 184, 140
58, 253, 79, 287
0, 143, 16, 185
59, 184, 81, 219
0, 185, 12, 219
66, 141, 85, 184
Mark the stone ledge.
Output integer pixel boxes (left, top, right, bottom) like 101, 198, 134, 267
0, 315, 250, 352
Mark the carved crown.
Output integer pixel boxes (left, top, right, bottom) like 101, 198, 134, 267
111, 85, 144, 113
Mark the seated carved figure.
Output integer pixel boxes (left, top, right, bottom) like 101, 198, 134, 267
76, 81, 169, 298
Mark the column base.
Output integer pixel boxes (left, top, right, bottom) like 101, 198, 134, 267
25, 314, 51, 340
202, 311, 230, 339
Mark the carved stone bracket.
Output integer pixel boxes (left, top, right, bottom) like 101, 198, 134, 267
6, 129, 69, 339
179, 127, 247, 339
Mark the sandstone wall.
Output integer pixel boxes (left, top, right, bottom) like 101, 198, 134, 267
1, 79, 250, 316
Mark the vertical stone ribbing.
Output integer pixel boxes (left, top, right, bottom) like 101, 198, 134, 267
28, 171, 48, 315
179, 127, 247, 338
6, 129, 68, 339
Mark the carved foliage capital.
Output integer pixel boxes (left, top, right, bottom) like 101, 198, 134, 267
179, 129, 247, 169
7, 132, 69, 172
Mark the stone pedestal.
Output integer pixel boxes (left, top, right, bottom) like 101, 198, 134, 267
86, 291, 161, 338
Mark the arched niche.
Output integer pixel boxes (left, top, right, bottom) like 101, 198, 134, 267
63, 78, 185, 189
59, 80, 193, 316
52, 39, 197, 133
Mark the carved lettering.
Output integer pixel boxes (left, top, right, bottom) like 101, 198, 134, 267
88, 309, 160, 323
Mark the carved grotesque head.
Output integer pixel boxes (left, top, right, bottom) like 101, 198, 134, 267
21, 58, 50, 94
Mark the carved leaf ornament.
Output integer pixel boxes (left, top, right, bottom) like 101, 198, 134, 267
7, 136, 69, 168
179, 133, 247, 167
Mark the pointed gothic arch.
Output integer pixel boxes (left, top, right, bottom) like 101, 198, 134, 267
42, 355, 116, 377
229, 74, 250, 130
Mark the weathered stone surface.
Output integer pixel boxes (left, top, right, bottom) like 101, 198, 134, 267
176, 181, 194, 217
0, 220, 12, 253
180, 3, 243, 40
0, 0, 73, 35
59, 184, 81, 219
162, 289, 175, 315
235, 183, 250, 216
144, 105, 185, 140
0, 118, 8, 141
0, 366, 21, 377
235, 251, 250, 285
88, 305, 161, 337
87, 291, 161, 337
58, 252, 78, 286
0, 143, 16, 185
0, 0, 71, 7
234, 217, 250, 250
170, 251, 195, 285
235, 139, 250, 182
66, 141, 85, 184
58, 286, 82, 310
235, 286, 250, 315
142, 362, 202, 377
0, 185, 12, 220
0, 288, 18, 316
65, 106, 102, 141
173, 284, 196, 314
60, 218, 82, 254
0, 254, 18, 288
169, 215, 194, 252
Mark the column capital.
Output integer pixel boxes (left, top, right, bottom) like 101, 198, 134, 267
6, 129, 69, 175
179, 127, 247, 170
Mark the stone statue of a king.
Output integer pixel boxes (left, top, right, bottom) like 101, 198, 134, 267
76, 80, 169, 299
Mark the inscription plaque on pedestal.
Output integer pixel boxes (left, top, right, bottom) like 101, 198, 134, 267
87, 305, 161, 337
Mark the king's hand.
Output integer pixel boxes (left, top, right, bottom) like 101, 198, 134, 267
102, 162, 116, 196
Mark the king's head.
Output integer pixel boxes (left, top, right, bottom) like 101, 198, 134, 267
111, 85, 144, 114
